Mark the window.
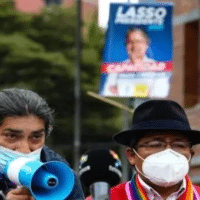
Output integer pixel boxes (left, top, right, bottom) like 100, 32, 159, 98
45, 0, 62, 5
184, 20, 199, 108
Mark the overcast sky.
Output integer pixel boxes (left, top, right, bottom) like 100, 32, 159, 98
98, 0, 139, 29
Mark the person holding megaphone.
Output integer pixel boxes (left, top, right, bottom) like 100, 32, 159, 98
0, 88, 85, 200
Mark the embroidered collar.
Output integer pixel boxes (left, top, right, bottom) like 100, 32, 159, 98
125, 175, 200, 200
137, 175, 186, 199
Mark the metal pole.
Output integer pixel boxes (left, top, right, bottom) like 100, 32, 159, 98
73, 0, 82, 172
198, 0, 200, 101
120, 98, 131, 182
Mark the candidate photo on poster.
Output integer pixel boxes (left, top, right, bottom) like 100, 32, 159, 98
124, 27, 155, 64
102, 27, 170, 98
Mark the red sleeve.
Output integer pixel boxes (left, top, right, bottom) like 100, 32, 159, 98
110, 182, 128, 200
85, 183, 128, 200
194, 185, 200, 195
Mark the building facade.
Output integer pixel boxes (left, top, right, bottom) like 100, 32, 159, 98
15, 0, 98, 23
156, 0, 200, 184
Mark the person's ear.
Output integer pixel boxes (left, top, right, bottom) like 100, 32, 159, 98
125, 147, 136, 165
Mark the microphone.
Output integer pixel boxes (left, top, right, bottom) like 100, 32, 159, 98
79, 149, 122, 200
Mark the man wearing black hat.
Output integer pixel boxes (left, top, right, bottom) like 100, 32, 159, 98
111, 100, 200, 199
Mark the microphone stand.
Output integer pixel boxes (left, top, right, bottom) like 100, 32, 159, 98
90, 182, 110, 200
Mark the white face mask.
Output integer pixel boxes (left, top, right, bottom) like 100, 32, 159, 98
0, 145, 42, 173
133, 149, 190, 187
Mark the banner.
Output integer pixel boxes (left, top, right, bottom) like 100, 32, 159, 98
99, 2, 173, 98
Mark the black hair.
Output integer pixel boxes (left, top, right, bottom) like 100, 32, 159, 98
125, 27, 149, 46
0, 88, 54, 136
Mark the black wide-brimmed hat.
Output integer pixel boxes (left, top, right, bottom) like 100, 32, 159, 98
113, 100, 200, 146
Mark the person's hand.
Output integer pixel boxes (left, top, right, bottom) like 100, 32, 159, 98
6, 187, 34, 200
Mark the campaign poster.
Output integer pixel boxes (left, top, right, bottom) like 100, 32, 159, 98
99, 3, 173, 98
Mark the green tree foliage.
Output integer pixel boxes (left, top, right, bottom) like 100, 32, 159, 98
0, 1, 122, 156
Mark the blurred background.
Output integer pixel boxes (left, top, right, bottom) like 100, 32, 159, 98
0, 0, 200, 188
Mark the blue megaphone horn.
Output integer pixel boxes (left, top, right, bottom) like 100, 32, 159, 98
4, 157, 74, 200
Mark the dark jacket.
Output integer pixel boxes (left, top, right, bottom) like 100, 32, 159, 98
0, 146, 85, 200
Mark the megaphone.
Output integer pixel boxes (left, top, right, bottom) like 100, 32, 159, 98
4, 157, 74, 200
